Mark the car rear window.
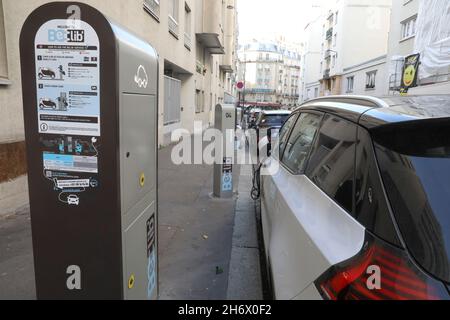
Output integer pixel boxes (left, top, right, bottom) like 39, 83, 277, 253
373, 119, 450, 283
260, 114, 289, 127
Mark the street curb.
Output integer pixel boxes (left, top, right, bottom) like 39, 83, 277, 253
226, 165, 263, 300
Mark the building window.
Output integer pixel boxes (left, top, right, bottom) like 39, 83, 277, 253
335, 11, 338, 25
144, 0, 160, 21
195, 90, 204, 113
366, 71, 377, 90
164, 76, 181, 125
168, 0, 179, 38
0, 0, 9, 84
184, 3, 191, 50
347, 76, 354, 93
314, 87, 319, 98
333, 34, 337, 47
401, 16, 417, 40
210, 93, 213, 112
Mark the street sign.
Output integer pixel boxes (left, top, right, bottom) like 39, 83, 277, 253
236, 81, 244, 91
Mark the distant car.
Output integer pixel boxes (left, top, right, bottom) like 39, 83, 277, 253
38, 68, 56, 79
39, 98, 57, 110
253, 110, 291, 160
261, 95, 450, 300
67, 195, 80, 206
256, 110, 291, 136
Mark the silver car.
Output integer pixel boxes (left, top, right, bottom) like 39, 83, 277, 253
260, 95, 450, 300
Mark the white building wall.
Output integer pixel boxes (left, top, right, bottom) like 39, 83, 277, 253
341, 57, 387, 96
301, 9, 324, 103
339, 0, 391, 75
317, 0, 392, 96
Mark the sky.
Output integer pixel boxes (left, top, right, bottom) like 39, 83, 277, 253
237, 0, 329, 44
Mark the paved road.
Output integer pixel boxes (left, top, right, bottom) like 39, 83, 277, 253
0, 137, 238, 300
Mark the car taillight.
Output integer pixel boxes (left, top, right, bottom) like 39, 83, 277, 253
315, 232, 449, 300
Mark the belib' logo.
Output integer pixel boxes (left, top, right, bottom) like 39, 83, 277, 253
48, 29, 85, 43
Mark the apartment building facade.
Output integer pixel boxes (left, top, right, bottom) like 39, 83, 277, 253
301, 8, 324, 102
0, 0, 238, 216
237, 39, 302, 108
386, 0, 450, 95
319, 0, 392, 97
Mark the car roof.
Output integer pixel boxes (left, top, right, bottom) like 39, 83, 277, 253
297, 95, 450, 129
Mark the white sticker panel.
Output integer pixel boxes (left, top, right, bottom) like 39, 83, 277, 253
35, 20, 100, 137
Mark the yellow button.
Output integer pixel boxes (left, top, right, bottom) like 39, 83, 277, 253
128, 274, 135, 289
140, 173, 145, 187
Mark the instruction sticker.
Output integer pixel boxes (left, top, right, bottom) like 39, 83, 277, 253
56, 179, 90, 189
35, 20, 100, 137
35, 19, 101, 206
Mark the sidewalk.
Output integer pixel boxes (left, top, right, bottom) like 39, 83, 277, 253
158, 140, 238, 300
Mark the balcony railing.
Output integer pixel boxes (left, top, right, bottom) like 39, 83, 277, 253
326, 27, 333, 40
143, 0, 160, 21
168, 15, 179, 38
196, 61, 205, 75
184, 33, 192, 50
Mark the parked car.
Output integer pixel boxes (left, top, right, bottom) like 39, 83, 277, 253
252, 110, 291, 160
260, 95, 450, 300
39, 98, 57, 110
255, 110, 291, 142
38, 67, 56, 79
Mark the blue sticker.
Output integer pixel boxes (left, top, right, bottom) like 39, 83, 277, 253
147, 251, 156, 299
222, 173, 233, 192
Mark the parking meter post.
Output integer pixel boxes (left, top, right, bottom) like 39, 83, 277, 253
213, 104, 236, 199
20, 2, 159, 300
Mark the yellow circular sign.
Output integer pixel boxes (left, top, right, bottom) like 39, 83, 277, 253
128, 274, 135, 289
140, 173, 146, 187
403, 65, 416, 87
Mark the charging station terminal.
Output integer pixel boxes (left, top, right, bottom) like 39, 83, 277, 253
20, 2, 159, 300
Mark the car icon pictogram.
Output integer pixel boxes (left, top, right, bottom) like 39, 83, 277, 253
39, 98, 57, 110
38, 68, 56, 79
67, 195, 80, 206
